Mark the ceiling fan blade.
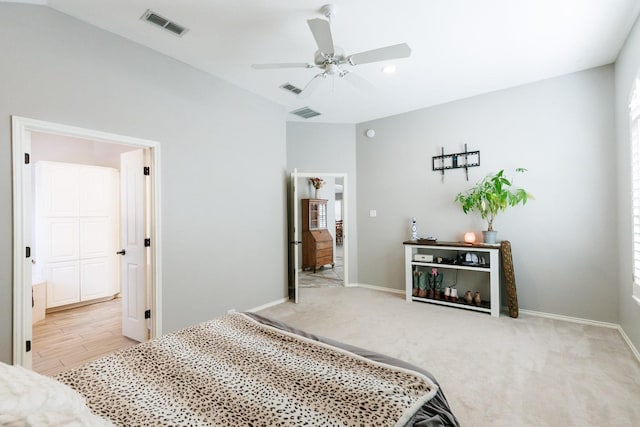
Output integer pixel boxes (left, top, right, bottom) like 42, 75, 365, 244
347, 43, 411, 66
251, 63, 313, 70
307, 18, 335, 56
342, 71, 375, 92
298, 73, 326, 99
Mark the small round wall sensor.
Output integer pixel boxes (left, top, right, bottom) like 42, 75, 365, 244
365, 129, 376, 138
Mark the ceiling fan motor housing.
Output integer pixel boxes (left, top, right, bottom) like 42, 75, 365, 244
314, 46, 345, 66
321, 4, 337, 20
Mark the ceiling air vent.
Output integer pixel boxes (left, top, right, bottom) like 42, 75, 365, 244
290, 107, 321, 119
280, 83, 302, 95
141, 9, 189, 37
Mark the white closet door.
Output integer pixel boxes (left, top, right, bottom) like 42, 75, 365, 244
79, 167, 118, 300
45, 163, 79, 217
46, 261, 80, 307
37, 161, 119, 308
80, 166, 113, 217
47, 218, 80, 262
80, 218, 111, 258
80, 258, 112, 300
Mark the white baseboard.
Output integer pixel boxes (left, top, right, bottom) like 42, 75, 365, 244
247, 297, 289, 313
351, 283, 405, 295
519, 308, 640, 364
518, 309, 619, 329
616, 325, 640, 364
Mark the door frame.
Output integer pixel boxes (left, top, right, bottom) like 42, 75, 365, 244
11, 116, 163, 367
290, 171, 349, 299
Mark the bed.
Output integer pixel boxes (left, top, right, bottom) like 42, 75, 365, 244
2, 313, 459, 426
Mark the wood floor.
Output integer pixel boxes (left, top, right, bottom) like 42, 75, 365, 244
32, 298, 139, 376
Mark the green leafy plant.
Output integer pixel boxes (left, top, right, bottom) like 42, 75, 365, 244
454, 168, 533, 231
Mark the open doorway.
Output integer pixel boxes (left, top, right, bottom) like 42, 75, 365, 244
30, 132, 139, 375
289, 171, 348, 301
298, 175, 344, 288
12, 116, 162, 371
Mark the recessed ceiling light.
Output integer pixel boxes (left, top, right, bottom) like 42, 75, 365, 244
382, 64, 397, 74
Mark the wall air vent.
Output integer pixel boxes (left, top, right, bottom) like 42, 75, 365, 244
290, 107, 321, 119
280, 83, 303, 95
141, 9, 189, 37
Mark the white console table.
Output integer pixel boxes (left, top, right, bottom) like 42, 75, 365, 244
404, 240, 501, 317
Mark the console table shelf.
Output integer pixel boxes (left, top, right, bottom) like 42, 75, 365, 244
403, 240, 501, 317
411, 296, 491, 314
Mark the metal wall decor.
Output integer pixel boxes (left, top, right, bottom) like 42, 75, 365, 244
432, 144, 480, 181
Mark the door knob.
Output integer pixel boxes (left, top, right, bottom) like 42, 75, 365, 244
116, 249, 126, 255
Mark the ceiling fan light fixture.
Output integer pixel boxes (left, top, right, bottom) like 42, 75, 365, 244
382, 64, 397, 74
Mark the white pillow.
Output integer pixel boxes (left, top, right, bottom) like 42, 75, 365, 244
0, 362, 113, 426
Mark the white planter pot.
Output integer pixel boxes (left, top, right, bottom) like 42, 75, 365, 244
483, 230, 498, 244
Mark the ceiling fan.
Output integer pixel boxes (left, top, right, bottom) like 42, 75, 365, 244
251, 4, 412, 98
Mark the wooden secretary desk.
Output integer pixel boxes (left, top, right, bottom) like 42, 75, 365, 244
301, 199, 334, 272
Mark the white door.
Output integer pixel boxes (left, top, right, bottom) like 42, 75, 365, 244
46, 261, 80, 306
119, 149, 147, 342
289, 169, 300, 303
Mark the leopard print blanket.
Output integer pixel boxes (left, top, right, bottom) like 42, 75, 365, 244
56, 313, 438, 427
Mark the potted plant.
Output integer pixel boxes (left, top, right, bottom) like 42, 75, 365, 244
454, 168, 532, 244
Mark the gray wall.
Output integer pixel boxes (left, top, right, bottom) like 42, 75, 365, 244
0, 4, 287, 364
286, 123, 358, 284
615, 15, 640, 353
356, 66, 618, 322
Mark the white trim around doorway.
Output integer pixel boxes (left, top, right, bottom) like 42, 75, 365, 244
11, 116, 163, 367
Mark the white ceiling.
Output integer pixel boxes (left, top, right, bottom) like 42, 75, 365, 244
10, 0, 640, 123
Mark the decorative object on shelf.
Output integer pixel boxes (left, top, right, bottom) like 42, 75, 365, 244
464, 290, 473, 304
463, 232, 476, 244
410, 217, 418, 241
450, 288, 458, 302
412, 268, 420, 297
473, 292, 482, 306
432, 144, 480, 181
435, 271, 443, 297
309, 177, 325, 199
429, 268, 443, 299
484, 231, 497, 245
501, 240, 519, 318
413, 253, 433, 262
454, 168, 533, 244
417, 237, 437, 244
418, 271, 427, 298
427, 272, 434, 299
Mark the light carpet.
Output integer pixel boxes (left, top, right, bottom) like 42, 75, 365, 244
257, 286, 640, 427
